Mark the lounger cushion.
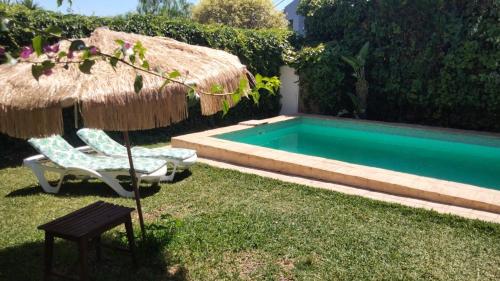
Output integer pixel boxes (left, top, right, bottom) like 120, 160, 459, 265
131, 147, 196, 160
78, 129, 127, 156
29, 136, 166, 174
78, 128, 196, 161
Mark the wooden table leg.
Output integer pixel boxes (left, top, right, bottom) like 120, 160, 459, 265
124, 215, 137, 267
44, 233, 54, 281
94, 236, 102, 262
78, 239, 89, 281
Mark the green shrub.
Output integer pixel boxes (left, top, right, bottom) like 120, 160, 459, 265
292, 43, 351, 115
0, 5, 292, 75
295, 0, 500, 131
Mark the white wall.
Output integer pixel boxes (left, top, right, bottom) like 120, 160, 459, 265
284, 0, 305, 35
279, 65, 299, 115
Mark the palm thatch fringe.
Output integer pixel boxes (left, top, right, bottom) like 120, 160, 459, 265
199, 93, 236, 116
198, 70, 250, 116
0, 106, 63, 139
82, 89, 187, 131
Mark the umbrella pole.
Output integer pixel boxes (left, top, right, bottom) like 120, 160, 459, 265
123, 131, 146, 241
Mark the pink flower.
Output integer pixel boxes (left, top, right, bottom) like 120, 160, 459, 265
43, 68, 53, 76
50, 43, 59, 53
20, 46, 33, 59
43, 45, 51, 53
0, 46, 5, 56
122, 42, 134, 56
89, 46, 98, 56
43, 43, 60, 53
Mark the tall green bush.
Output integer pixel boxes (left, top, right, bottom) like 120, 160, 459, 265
0, 4, 292, 75
296, 0, 500, 131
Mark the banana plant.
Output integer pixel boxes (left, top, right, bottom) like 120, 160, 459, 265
342, 42, 369, 117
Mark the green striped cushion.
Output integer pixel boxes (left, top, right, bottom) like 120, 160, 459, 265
29, 135, 166, 174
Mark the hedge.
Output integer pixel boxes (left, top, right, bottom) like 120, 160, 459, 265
0, 4, 293, 75
0, 4, 293, 165
295, 0, 500, 131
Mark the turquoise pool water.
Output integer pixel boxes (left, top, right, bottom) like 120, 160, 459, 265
217, 118, 500, 190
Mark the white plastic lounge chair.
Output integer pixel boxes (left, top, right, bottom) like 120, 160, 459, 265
77, 128, 197, 181
24, 135, 168, 198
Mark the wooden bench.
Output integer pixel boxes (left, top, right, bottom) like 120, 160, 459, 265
38, 201, 137, 281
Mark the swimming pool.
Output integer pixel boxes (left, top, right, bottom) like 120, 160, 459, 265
217, 117, 500, 191
173, 115, 500, 213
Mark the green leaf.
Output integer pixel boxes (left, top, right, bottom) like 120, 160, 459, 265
250, 91, 260, 104
159, 79, 170, 92
211, 84, 224, 94
168, 70, 181, 79
133, 41, 146, 60
187, 88, 196, 99
109, 57, 118, 69
129, 55, 136, 64
80, 49, 90, 60
341, 56, 360, 70
346, 92, 362, 114
113, 48, 122, 58
141, 60, 150, 70
57, 51, 67, 59
255, 73, 263, 84
69, 40, 86, 52
54, 1, 72, 8
115, 39, 125, 47
41, 60, 55, 68
134, 74, 143, 94
45, 26, 62, 37
232, 92, 241, 104
267, 76, 281, 91
31, 64, 44, 81
357, 42, 370, 64
78, 59, 95, 74
32, 35, 43, 56
238, 78, 248, 93
221, 100, 230, 117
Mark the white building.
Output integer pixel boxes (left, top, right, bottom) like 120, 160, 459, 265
284, 0, 305, 35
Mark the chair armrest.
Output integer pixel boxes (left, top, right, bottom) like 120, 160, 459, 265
23, 153, 48, 164
75, 146, 93, 153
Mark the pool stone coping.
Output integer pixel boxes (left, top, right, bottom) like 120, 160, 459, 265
172, 115, 500, 214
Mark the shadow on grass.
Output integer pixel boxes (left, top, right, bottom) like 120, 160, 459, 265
0, 215, 187, 281
5, 180, 162, 199
6, 170, 192, 199
170, 170, 192, 184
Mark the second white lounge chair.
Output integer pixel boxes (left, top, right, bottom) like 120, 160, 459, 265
24, 135, 168, 198
77, 128, 197, 181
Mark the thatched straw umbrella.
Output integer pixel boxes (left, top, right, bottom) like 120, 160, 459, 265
0, 28, 252, 238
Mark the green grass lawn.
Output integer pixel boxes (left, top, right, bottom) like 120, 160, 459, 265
0, 162, 499, 281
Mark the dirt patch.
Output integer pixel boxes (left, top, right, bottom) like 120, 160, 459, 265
277, 258, 295, 281
221, 250, 269, 280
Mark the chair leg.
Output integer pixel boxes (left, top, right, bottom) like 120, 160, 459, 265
27, 162, 65, 194
124, 215, 137, 267
44, 233, 54, 281
160, 163, 177, 182
98, 173, 134, 198
78, 239, 89, 281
